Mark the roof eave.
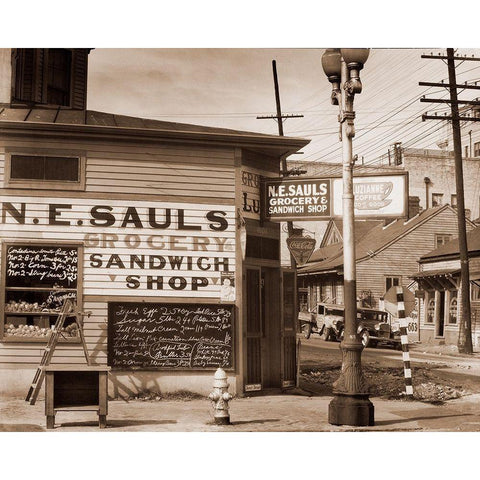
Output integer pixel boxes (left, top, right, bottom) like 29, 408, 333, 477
0, 120, 309, 156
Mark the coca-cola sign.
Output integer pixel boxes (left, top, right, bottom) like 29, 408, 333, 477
286, 235, 316, 266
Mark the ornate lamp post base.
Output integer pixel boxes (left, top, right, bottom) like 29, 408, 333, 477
328, 341, 374, 426
329, 394, 374, 426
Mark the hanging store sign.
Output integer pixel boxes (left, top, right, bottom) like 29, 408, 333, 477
263, 172, 408, 221
332, 173, 408, 218
286, 235, 316, 266
263, 178, 331, 221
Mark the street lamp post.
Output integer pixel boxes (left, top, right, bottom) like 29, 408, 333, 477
321, 48, 374, 426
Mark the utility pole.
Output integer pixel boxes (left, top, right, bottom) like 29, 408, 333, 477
420, 48, 480, 354
257, 60, 304, 268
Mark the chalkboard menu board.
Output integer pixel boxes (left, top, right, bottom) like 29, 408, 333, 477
108, 302, 234, 370
6, 245, 78, 288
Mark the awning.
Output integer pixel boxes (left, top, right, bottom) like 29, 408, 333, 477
410, 268, 460, 290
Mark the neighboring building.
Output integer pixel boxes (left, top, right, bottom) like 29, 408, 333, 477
411, 226, 480, 347
0, 48, 309, 397
289, 146, 480, 223
282, 161, 407, 267
297, 206, 475, 331
401, 148, 480, 221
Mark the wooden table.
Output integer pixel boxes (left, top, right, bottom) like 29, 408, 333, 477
44, 365, 110, 429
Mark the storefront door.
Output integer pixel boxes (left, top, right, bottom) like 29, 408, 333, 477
245, 267, 263, 391
281, 270, 297, 388
244, 266, 286, 392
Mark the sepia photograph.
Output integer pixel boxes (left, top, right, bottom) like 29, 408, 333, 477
1, 2, 480, 479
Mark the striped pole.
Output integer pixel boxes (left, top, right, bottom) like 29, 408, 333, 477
397, 286, 413, 398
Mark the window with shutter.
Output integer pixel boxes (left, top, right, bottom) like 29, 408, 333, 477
11, 48, 88, 109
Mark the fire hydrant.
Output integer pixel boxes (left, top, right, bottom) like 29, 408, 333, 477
208, 368, 233, 425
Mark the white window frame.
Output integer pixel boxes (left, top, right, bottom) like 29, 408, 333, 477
4, 148, 86, 191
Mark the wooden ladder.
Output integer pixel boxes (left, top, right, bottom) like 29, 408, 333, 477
25, 298, 91, 405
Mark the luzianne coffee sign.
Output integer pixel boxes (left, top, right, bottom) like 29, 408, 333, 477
263, 172, 408, 221
263, 178, 331, 221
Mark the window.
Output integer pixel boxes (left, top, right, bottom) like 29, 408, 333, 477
426, 293, 435, 323
432, 193, 443, 207
435, 234, 453, 249
11, 155, 79, 181
451, 194, 457, 209
385, 276, 400, 292
474, 141, 480, 157
47, 49, 72, 106
12, 48, 88, 109
448, 291, 458, 324
472, 281, 480, 302
6, 151, 85, 190
1, 244, 81, 342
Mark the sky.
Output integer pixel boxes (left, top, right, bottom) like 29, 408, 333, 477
86, 47, 480, 168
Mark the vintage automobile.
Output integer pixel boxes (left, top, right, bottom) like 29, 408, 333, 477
298, 302, 401, 349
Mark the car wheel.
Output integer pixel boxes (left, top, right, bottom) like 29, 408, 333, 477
303, 323, 312, 339
361, 330, 370, 348
322, 327, 332, 341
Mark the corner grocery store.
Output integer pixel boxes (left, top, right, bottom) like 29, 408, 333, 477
0, 48, 308, 397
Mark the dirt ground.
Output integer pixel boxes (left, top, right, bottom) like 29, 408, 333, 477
299, 342, 480, 403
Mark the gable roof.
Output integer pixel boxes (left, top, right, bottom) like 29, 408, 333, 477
321, 219, 383, 247
420, 226, 480, 262
298, 205, 463, 275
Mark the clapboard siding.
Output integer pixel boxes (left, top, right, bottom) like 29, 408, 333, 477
0, 134, 238, 364
356, 209, 470, 307
0, 141, 236, 199
0, 138, 236, 161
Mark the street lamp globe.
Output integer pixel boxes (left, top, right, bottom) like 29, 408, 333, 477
321, 49, 342, 104
340, 48, 370, 69
321, 48, 342, 79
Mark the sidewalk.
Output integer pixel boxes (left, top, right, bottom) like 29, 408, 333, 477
2, 391, 480, 432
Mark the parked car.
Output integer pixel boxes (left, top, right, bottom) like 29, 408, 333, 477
298, 302, 401, 349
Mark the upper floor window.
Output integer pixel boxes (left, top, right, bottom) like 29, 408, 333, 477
12, 48, 88, 109
385, 276, 401, 292
435, 234, 453, 249
474, 141, 480, 157
432, 193, 443, 207
5, 150, 85, 191
451, 194, 457, 209
46, 49, 72, 106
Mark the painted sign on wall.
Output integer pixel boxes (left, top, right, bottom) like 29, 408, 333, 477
241, 168, 276, 220
0, 196, 235, 298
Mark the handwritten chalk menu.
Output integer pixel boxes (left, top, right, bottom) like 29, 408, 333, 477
108, 302, 234, 370
6, 245, 78, 288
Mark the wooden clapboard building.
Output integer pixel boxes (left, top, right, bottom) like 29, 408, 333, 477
0, 48, 308, 397
411, 226, 480, 346
298, 205, 475, 340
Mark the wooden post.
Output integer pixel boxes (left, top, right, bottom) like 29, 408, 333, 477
446, 48, 473, 354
